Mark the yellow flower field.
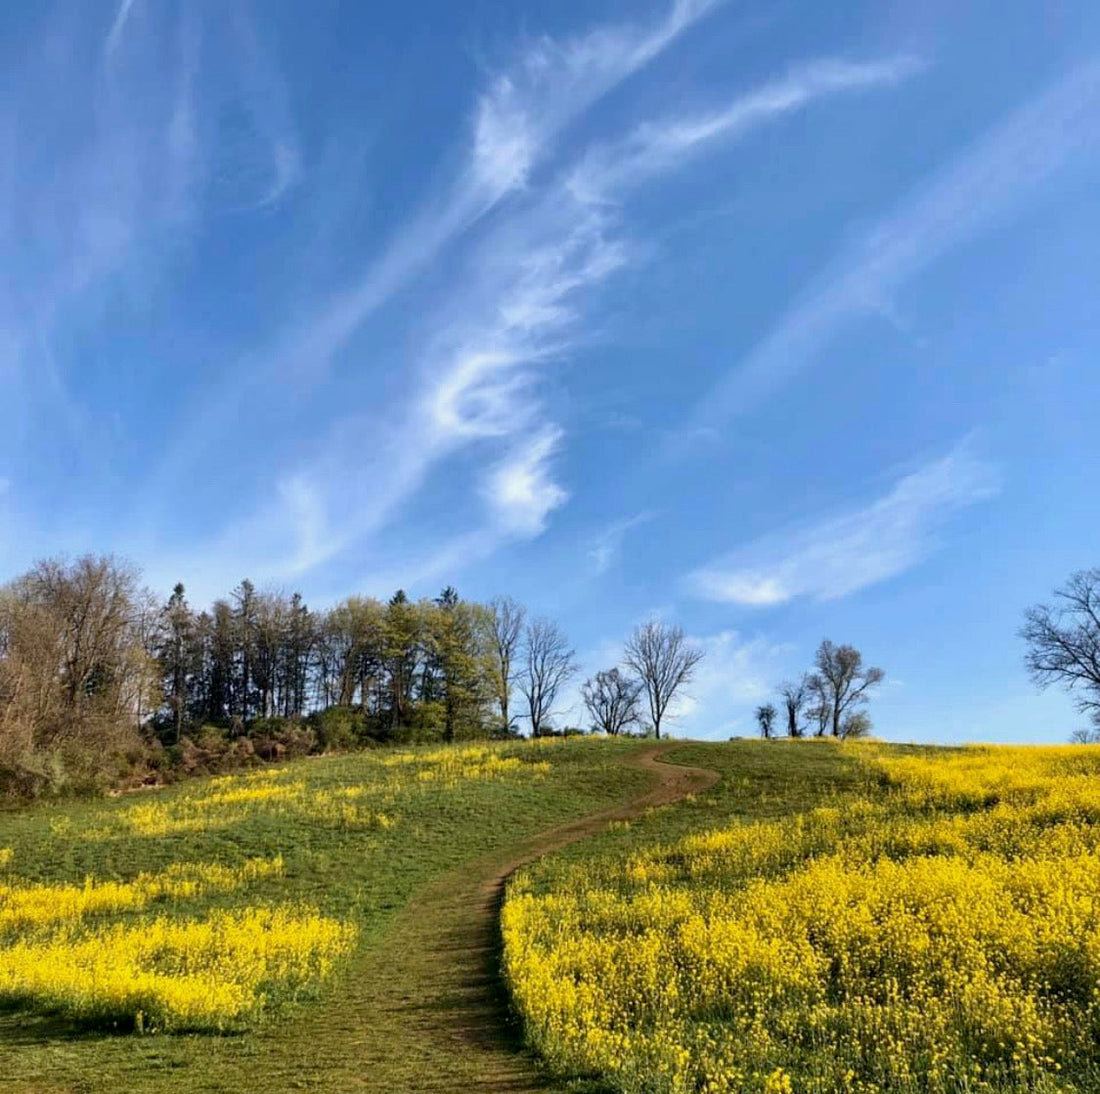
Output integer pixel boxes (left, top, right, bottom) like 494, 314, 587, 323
503, 744, 1100, 1094
0, 856, 283, 932
0, 905, 355, 1030
0, 738, 569, 1033
0, 852, 352, 1029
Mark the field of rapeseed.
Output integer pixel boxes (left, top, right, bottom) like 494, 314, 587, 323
0, 739, 560, 1033
503, 742, 1100, 1094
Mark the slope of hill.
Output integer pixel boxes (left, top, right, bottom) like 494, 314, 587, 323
0, 738, 665, 1092
506, 740, 1100, 1094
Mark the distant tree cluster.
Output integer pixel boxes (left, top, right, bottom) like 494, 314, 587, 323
581, 622, 704, 739
156, 581, 507, 746
0, 557, 157, 794
0, 556, 590, 795
756, 639, 884, 740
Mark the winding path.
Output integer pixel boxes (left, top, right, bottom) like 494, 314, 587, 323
342, 743, 719, 1092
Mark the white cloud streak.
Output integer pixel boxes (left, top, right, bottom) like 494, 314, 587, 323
0, 3, 304, 566
104, 0, 140, 59
219, 7, 303, 211
134, 17, 921, 590
482, 426, 569, 536
570, 55, 924, 202
265, 0, 724, 382
683, 60, 1100, 433
143, 0, 723, 517
189, 194, 628, 586
588, 511, 656, 574
685, 448, 1000, 606
223, 47, 910, 583
471, 0, 722, 194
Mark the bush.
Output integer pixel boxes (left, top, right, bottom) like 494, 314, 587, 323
840, 712, 873, 739
247, 717, 317, 762
309, 707, 364, 752
195, 724, 230, 753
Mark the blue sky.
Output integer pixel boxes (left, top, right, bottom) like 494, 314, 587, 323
2, 0, 1099, 742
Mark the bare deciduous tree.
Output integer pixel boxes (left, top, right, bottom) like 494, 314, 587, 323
1022, 569, 1100, 726
805, 673, 832, 737
582, 668, 642, 736
487, 596, 526, 732
623, 621, 704, 740
518, 619, 577, 737
1070, 724, 1100, 745
778, 677, 808, 738
755, 702, 777, 739
812, 640, 884, 738
0, 555, 155, 792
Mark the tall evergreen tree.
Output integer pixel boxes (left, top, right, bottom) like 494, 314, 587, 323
159, 583, 193, 744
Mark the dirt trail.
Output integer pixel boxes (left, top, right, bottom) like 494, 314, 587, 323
337, 743, 719, 1093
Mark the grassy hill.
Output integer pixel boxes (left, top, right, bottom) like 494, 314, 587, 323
505, 740, 1100, 1094
6, 736, 1100, 1094
0, 737, 653, 1092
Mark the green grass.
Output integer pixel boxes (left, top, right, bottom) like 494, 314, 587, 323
0, 737, 654, 1092
518, 738, 865, 883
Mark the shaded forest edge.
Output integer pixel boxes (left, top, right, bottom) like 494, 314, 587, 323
0, 555, 582, 798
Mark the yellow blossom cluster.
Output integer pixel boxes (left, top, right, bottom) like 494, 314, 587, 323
0, 856, 283, 932
0, 851, 354, 1030
84, 771, 397, 839
0, 847, 12, 869
0, 905, 355, 1030
380, 743, 552, 784
503, 744, 1100, 1093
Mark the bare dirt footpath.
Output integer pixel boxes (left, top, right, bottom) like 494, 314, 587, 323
340, 743, 720, 1093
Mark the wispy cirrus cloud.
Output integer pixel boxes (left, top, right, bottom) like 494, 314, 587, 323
685, 448, 1000, 606
0, 1, 302, 570
261, 0, 725, 381
147, 35, 924, 594
482, 426, 569, 537
471, 0, 723, 194
178, 194, 628, 588
142, 0, 725, 522
104, 0, 140, 59
588, 511, 656, 574
570, 54, 925, 202
680, 60, 1100, 437
195, 41, 921, 588
1, 2, 298, 360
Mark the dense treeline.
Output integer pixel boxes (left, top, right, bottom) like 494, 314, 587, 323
0, 555, 568, 795
157, 581, 501, 746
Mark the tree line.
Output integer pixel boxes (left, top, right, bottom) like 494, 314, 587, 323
0, 556, 566, 793
754, 639, 884, 740
0, 555, 709, 795
744, 561, 1100, 745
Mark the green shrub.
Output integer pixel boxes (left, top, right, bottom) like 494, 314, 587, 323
309, 707, 364, 752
